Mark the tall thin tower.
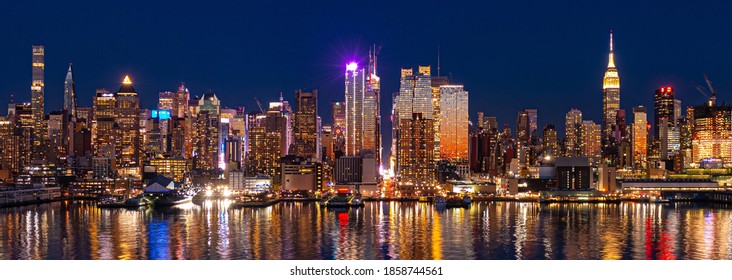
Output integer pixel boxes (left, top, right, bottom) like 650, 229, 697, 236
31, 45, 46, 160
64, 63, 77, 119
602, 30, 620, 141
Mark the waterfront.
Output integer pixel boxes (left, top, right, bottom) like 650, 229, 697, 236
1, 201, 732, 260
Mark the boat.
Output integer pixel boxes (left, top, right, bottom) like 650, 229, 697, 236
232, 193, 280, 208
152, 191, 193, 207
418, 194, 434, 203
434, 196, 447, 207
97, 195, 151, 208
324, 188, 363, 208
463, 194, 472, 204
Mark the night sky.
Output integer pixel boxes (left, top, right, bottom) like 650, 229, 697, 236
2, 0, 732, 160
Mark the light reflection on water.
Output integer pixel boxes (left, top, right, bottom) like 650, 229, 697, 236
1, 201, 732, 260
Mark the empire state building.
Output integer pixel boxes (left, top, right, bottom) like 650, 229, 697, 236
603, 30, 620, 141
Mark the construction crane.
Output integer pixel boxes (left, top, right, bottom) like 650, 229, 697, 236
692, 73, 718, 106
254, 97, 265, 113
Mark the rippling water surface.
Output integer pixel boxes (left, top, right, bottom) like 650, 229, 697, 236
1, 201, 732, 260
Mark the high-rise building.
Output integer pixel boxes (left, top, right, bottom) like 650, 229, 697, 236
674, 99, 683, 125
565, 109, 582, 157
439, 85, 469, 161
477, 112, 485, 129
542, 125, 558, 158
115, 76, 141, 176
10, 103, 33, 172
291, 89, 318, 160
394, 66, 435, 175
331, 101, 346, 158
632, 106, 648, 167
193, 91, 221, 170
364, 48, 382, 168
485, 116, 498, 131
47, 111, 68, 164
397, 113, 435, 197
654, 86, 675, 137
692, 98, 732, 163
345, 62, 365, 156
64, 64, 77, 119
516, 109, 536, 143
580, 120, 602, 164
0, 117, 19, 173
31, 45, 46, 160
92, 89, 116, 157
602, 31, 621, 140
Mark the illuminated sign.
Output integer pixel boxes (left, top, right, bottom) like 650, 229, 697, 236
151, 110, 171, 120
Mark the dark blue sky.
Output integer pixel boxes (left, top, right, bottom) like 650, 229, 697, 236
2, 0, 732, 157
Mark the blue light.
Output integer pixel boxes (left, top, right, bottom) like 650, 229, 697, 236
151, 110, 171, 120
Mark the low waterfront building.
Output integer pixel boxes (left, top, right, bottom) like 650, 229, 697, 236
555, 157, 592, 190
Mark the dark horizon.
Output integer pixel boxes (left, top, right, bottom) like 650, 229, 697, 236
2, 0, 732, 159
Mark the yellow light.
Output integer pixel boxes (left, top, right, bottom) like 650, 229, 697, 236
205, 190, 212, 196
223, 189, 231, 197
123, 75, 132, 84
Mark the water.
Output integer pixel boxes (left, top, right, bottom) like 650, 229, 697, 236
1, 200, 732, 260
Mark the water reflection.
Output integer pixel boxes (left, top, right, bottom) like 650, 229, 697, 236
1, 201, 732, 259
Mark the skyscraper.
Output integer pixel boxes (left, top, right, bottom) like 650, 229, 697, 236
542, 125, 558, 158
580, 120, 602, 164
363, 48, 382, 167
31, 45, 46, 160
517, 109, 537, 143
692, 98, 732, 163
602, 31, 621, 141
64, 64, 77, 119
115, 75, 141, 175
632, 106, 648, 167
565, 109, 582, 157
332, 101, 346, 158
292, 89, 318, 160
345, 62, 364, 156
439, 85, 469, 161
92, 89, 116, 157
397, 113, 435, 197
654, 86, 675, 137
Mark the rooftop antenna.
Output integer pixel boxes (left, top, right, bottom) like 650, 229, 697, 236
279, 92, 283, 102
437, 45, 441, 77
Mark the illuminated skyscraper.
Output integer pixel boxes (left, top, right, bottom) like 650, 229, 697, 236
345, 62, 364, 156
654, 86, 676, 136
580, 120, 602, 164
397, 113, 435, 197
92, 89, 116, 157
31, 45, 46, 160
291, 89, 318, 160
542, 125, 558, 158
193, 91, 221, 170
632, 106, 648, 167
692, 98, 732, 163
115, 76, 141, 175
602, 31, 621, 140
517, 109, 537, 143
363, 48, 382, 167
439, 85, 469, 161
565, 109, 582, 157
64, 64, 77, 119
331, 101, 346, 158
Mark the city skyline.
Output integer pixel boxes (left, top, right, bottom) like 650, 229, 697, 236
2, 1, 732, 150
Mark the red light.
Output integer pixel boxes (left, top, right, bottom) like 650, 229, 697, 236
667, 87, 672, 92
337, 188, 351, 194
660, 88, 665, 93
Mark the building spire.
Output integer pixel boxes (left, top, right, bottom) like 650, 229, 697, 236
607, 30, 615, 68
437, 44, 441, 77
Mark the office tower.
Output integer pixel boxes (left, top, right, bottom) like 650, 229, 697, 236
692, 97, 732, 163
31, 45, 46, 160
158, 91, 176, 154
331, 101, 346, 158
517, 109, 536, 143
63, 64, 77, 119
431, 74, 449, 163
613, 109, 627, 141
10, 103, 33, 172
565, 109, 582, 157
92, 89, 116, 156
247, 102, 289, 184
345, 62, 364, 156
439, 85, 469, 161
542, 125, 558, 157
115, 76, 141, 175
580, 120, 602, 164
674, 99, 682, 125
397, 113, 435, 197
485, 116, 498, 131
364, 47, 382, 167
477, 112, 485, 129
0, 117, 18, 173
47, 111, 68, 164
654, 86, 675, 137
322, 125, 333, 161
291, 89, 318, 159
174, 83, 190, 119
632, 106, 648, 167
602, 31, 621, 140
192, 91, 221, 170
